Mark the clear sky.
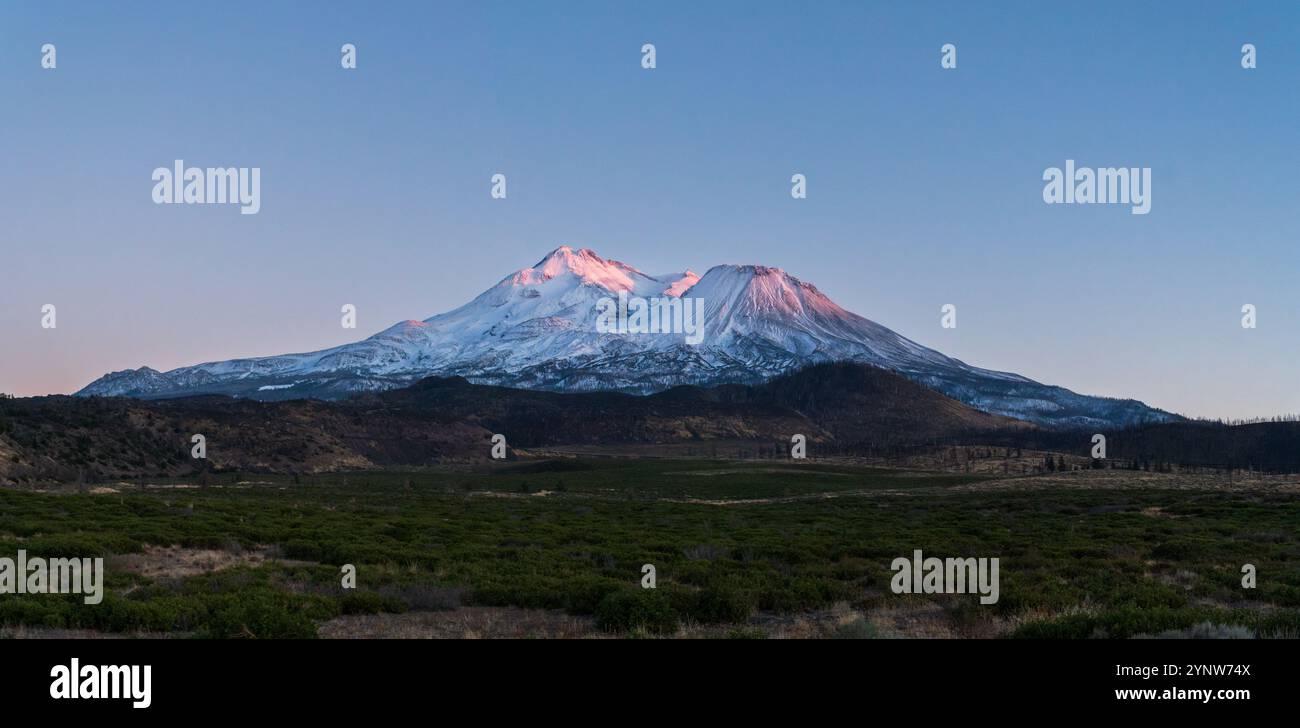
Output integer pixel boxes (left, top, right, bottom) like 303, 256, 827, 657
2, 1, 1297, 420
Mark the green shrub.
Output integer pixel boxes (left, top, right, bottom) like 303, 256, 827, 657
1152, 539, 1206, 561
594, 589, 678, 635
199, 591, 322, 639
674, 586, 753, 624
340, 590, 406, 615
282, 539, 322, 561
563, 575, 619, 615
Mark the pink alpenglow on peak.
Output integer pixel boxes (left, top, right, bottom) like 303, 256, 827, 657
513, 246, 650, 292
659, 270, 699, 298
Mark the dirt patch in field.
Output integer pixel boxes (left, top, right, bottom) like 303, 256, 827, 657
320, 607, 599, 639
671, 489, 920, 506
857, 600, 1023, 639
730, 602, 870, 638
110, 544, 292, 580
469, 489, 557, 499
318, 601, 1034, 640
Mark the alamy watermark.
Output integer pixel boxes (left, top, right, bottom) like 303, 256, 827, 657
890, 549, 999, 604
152, 160, 261, 215
1043, 160, 1150, 215
50, 659, 151, 709
595, 291, 705, 345
0, 550, 104, 605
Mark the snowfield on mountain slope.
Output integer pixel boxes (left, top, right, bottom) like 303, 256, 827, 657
78, 246, 1178, 429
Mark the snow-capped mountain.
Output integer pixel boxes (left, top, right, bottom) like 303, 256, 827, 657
78, 246, 1177, 428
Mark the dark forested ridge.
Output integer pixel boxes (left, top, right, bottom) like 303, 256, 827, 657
971, 419, 1300, 474
1, 362, 1296, 482
0, 363, 1021, 483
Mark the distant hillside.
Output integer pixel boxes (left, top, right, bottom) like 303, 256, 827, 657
1, 362, 1024, 483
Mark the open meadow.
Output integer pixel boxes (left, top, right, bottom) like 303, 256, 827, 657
1, 459, 1296, 639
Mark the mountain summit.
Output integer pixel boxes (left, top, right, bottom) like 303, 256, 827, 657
78, 246, 1176, 428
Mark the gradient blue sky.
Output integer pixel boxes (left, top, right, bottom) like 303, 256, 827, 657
2, 1, 1297, 420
